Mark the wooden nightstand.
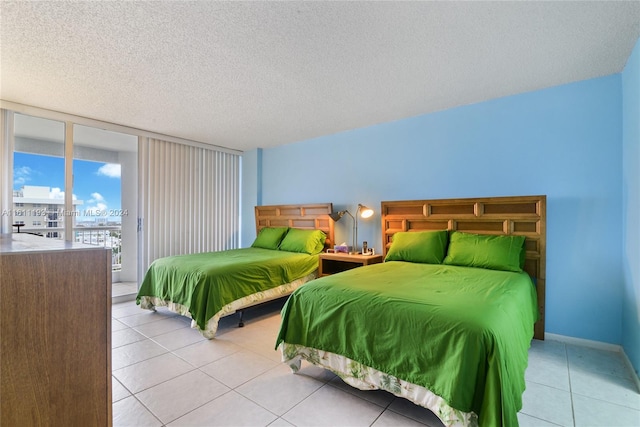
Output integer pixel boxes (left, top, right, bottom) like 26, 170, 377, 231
318, 252, 384, 277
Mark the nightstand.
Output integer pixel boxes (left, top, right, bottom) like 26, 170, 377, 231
318, 252, 384, 277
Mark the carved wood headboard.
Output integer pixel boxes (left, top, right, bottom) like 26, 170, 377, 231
255, 203, 335, 250
381, 195, 546, 340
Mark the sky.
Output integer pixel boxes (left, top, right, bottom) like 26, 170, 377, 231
13, 152, 123, 222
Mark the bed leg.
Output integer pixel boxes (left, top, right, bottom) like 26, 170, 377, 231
238, 310, 245, 327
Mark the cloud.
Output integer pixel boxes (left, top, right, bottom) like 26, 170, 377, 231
82, 193, 108, 218
89, 192, 105, 203
49, 187, 78, 201
97, 163, 121, 178
13, 166, 32, 186
50, 187, 64, 199
83, 203, 108, 217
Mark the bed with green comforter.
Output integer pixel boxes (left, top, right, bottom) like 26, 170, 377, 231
137, 247, 319, 338
276, 261, 538, 427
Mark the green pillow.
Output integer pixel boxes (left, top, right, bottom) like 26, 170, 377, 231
251, 227, 289, 250
384, 230, 449, 264
443, 231, 526, 272
279, 228, 326, 255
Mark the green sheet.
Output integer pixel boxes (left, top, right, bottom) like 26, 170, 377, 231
276, 261, 538, 427
136, 248, 318, 331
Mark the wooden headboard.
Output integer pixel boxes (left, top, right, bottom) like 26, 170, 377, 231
255, 203, 335, 250
381, 195, 546, 340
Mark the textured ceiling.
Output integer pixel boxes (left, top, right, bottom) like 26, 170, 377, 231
1, 1, 639, 152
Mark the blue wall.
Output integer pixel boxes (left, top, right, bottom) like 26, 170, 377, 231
241, 148, 261, 242
622, 37, 640, 376
242, 74, 627, 346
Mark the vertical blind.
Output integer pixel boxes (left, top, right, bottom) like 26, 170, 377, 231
0, 110, 14, 234
139, 137, 240, 274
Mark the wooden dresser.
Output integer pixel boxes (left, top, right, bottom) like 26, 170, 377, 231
0, 233, 112, 426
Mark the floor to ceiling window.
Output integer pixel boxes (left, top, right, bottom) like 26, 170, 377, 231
1, 103, 241, 302
9, 112, 138, 284
12, 114, 66, 238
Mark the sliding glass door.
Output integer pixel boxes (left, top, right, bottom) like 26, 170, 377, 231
72, 124, 138, 283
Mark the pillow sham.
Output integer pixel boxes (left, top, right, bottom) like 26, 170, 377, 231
385, 230, 449, 264
251, 227, 289, 250
279, 228, 326, 255
443, 231, 526, 272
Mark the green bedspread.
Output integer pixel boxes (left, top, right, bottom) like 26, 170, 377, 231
137, 248, 318, 331
276, 261, 538, 427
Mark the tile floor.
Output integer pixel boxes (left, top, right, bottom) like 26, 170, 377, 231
113, 281, 138, 304
112, 299, 640, 427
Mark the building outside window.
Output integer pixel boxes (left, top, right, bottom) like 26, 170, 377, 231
12, 185, 82, 237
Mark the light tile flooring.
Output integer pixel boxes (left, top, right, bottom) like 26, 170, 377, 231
112, 299, 640, 427
113, 281, 138, 304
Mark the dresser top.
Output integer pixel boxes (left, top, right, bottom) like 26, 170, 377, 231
0, 233, 108, 254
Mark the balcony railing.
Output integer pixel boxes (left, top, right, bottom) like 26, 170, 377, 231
75, 226, 122, 271
12, 225, 122, 271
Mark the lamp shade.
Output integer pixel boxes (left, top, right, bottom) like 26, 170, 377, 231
329, 210, 347, 222
358, 204, 374, 218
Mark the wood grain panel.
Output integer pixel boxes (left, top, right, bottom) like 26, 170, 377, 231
430, 202, 475, 216
385, 204, 425, 216
482, 201, 538, 215
513, 221, 539, 233
406, 220, 450, 231
454, 220, 505, 233
1, 243, 112, 426
255, 203, 334, 249
524, 238, 540, 252
381, 195, 546, 340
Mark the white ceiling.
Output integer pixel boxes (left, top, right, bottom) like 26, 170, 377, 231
1, 1, 639, 153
